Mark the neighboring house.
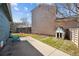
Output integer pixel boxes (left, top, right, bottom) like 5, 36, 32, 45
0, 3, 12, 48
14, 23, 31, 33
32, 4, 56, 36
32, 4, 79, 47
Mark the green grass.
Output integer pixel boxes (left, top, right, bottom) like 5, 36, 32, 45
41, 37, 64, 48
12, 33, 31, 37
12, 33, 79, 56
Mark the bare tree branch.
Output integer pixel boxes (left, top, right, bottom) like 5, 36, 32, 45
56, 3, 79, 18
20, 17, 30, 27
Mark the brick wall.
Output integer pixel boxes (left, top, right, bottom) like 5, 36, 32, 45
32, 4, 56, 35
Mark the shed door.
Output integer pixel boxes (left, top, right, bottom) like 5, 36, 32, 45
65, 29, 70, 40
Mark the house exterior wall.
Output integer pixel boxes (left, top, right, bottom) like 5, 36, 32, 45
69, 28, 79, 47
32, 4, 56, 35
0, 4, 12, 48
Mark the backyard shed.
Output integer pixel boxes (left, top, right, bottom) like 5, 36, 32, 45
56, 27, 65, 39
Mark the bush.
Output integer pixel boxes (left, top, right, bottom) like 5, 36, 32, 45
10, 35, 20, 42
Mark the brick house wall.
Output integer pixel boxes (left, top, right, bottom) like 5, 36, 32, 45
32, 4, 56, 35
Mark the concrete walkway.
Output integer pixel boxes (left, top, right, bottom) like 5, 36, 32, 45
20, 36, 70, 56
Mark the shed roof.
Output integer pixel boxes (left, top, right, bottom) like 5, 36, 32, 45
56, 27, 65, 33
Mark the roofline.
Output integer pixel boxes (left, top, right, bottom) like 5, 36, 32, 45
31, 4, 39, 12
0, 3, 12, 22
31, 3, 56, 12
56, 16, 78, 21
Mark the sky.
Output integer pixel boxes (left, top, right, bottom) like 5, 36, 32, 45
56, 3, 77, 18
11, 3, 38, 24
11, 3, 77, 24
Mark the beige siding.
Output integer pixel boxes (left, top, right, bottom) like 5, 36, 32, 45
69, 28, 79, 47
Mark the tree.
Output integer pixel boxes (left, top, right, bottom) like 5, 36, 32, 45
20, 17, 30, 27
55, 3, 79, 18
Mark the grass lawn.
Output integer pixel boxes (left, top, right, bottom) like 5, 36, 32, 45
12, 33, 79, 56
